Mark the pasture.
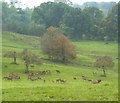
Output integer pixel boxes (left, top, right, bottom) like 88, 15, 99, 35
2, 32, 118, 101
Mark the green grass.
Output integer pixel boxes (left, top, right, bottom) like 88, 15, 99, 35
2, 32, 118, 101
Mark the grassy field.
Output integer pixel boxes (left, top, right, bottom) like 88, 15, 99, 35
2, 32, 118, 101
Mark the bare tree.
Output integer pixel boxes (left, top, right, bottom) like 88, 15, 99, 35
20, 49, 41, 73
94, 56, 114, 77
4, 51, 18, 64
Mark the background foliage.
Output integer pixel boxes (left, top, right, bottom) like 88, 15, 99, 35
1, 1, 118, 40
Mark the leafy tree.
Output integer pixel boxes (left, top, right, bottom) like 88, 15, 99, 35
41, 26, 58, 59
41, 26, 76, 63
61, 8, 86, 39
32, 2, 71, 27
4, 51, 18, 64
2, 1, 118, 41
55, 34, 76, 63
26, 23, 46, 36
2, 2, 10, 23
2, 1, 46, 36
101, 4, 118, 41
58, 24, 73, 38
83, 7, 103, 39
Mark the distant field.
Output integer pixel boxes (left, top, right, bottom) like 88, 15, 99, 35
2, 32, 118, 101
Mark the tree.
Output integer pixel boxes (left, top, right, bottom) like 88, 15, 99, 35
41, 26, 76, 63
13, 51, 17, 64
2, 2, 10, 23
4, 51, 18, 64
101, 4, 118, 41
94, 56, 114, 77
58, 24, 73, 38
83, 7, 103, 39
61, 8, 86, 39
41, 26, 57, 59
32, 2, 71, 27
2, 1, 46, 36
20, 49, 41, 73
55, 34, 76, 63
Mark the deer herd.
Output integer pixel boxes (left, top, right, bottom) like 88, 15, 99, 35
3, 69, 102, 84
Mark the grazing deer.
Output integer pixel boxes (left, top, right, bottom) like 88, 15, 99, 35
88, 79, 92, 82
3, 76, 13, 80
82, 75, 87, 80
38, 77, 41, 80
29, 77, 39, 81
91, 80, 102, 84
60, 79, 66, 83
46, 70, 51, 75
42, 71, 46, 75
3, 72, 20, 80
15, 76, 20, 80
56, 78, 66, 83
56, 70, 61, 74
73, 77, 77, 80
29, 77, 35, 81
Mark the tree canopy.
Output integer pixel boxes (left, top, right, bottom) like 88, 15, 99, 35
41, 26, 76, 63
2, 1, 118, 41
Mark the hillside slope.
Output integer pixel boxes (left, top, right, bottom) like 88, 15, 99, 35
2, 32, 40, 50
2, 32, 118, 101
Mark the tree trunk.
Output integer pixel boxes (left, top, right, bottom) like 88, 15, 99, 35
62, 56, 66, 63
25, 63, 29, 73
13, 57, 16, 64
13, 52, 17, 64
61, 46, 66, 64
103, 68, 106, 77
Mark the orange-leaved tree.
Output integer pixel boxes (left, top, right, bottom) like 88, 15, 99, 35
41, 26, 76, 63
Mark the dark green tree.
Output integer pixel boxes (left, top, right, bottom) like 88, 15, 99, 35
83, 7, 103, 39
32, 2, 71, 27
61, 8, 86, 39
101, 4, 118, 41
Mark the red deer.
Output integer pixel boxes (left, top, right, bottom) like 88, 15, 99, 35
82, 75, 87, 80
73, 77, 77, 80
91, 80, 102, 84
56, 70, 61, 74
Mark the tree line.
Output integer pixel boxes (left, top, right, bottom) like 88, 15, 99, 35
2, 1, 119, 41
